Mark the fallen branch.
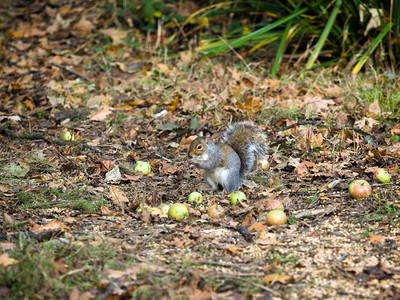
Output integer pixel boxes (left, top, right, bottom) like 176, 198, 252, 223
50, 62, 91, 82
293, 205, 338, 219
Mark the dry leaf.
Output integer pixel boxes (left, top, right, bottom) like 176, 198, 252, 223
263, 273, 291, 283
3, 213, 14, 226
237, 97, 262, 114
100, 28, 128, 45
368, 235, 385, 243
73, 18, 95, 34
0, 253, 17, 267
368, 100, 381, 116
30, 220, 69, 233
109, 186, 129, 206
88, 105, 114, 121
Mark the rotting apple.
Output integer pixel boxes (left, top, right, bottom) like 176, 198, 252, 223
374, 168, 391, 183
349, 179, 372, 199
207, 204, 225, 218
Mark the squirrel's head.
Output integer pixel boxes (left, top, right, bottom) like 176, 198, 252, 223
188, 137, 209, 166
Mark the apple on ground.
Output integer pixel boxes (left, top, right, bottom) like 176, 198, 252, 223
374, 168, 391, 183
168, 203, 189, 220
266, 210, 287, 225
207, 205, 225, 218
349, 179, 372, 199
230, 191, 246, 205
188, 192, 203, 204
134, 161, 151, 175
265, 200, 284, 212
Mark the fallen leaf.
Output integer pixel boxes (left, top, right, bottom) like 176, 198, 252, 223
0, 253, 17, 267
368, 235, 385, 243
264, 273, 291, 283
73, 18, 95, 34
30, 220, 69, 233
237, 97, 262, 114
109, 186, 129, 206
100, 28, 128, 45
88, 105, 114, 121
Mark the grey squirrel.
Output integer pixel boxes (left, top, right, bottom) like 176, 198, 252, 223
188, 122, 268, 192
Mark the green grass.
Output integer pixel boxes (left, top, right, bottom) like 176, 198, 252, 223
17, 186, 107, 211
0, 236, 134, 299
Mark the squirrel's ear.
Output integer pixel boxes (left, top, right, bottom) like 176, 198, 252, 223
198, 131, 204, 137
204, 132, 211, 143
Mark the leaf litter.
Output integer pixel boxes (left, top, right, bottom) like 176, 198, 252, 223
0, 2, 399, 299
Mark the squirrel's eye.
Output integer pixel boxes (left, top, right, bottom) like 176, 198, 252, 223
197, 144, 203, 150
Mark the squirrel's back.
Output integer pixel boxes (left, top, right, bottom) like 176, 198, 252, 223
222, 122, 268, 176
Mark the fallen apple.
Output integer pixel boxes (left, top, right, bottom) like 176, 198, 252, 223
265, 200, 284, 212
374, 168, 391, 183
168, 203, 189, 220
61, 130, 75, 141
188, 192, 203, 204
266, 210, 287, 225
349, 179, 372, 199
258, 159, 270, 171
230, 191, 246, 205
134, 161, 151, 175
207, 204, 225, 218
158, 204, 170, 216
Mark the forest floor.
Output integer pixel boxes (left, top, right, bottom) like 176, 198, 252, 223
1, 1, 400, 299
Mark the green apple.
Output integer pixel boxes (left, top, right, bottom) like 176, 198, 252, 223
134, 161, 151, 175
230, 191, 246, 205
374, 168, 391, 183
61, 130, 75, 141
188, 192, 203, 204
168, 203, 189, 220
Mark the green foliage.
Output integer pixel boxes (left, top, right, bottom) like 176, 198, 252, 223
17, 186, 107, 211
0, 237, 133, 299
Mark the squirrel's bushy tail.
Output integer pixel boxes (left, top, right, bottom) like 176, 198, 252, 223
222, 122, 268, 178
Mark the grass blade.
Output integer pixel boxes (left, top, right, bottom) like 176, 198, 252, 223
196, 7, 308, 56
352, 22, 392, 74
304, 0, 342, 70
271, 1, 303, 76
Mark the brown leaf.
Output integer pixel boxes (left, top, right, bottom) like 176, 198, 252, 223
248, 222, 266, 232
368, 235, 385, 243
222, 245, 243, 255
88, 105, 114, 121
368, 100, 381, 116
109, 186, 129, 206
237, 97, 262, 114
3, 213, 14, 226
0, 253, 17, 267
30, 220, 69, 233
101, 205, 112, 215
100, 28, 128, 45
73, 18, 95, 34
263, 273, 291, 283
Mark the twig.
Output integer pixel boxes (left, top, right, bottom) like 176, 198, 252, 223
293, 205, 338, 219
190, 261, 251, 272
50, 62, 91, 82
211, 273, 279, 296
